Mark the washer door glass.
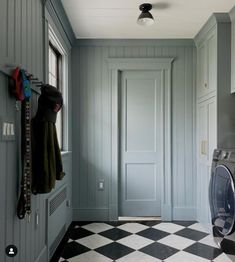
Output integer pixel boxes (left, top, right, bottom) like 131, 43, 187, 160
210, 165, 235, 236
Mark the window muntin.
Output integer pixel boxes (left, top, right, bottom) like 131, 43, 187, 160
48, 42, 63, 149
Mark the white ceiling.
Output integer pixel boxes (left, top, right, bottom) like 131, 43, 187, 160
61, 0, 235, 39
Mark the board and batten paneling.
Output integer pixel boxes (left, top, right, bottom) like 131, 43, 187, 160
0, 0, 44, 81
0, 1, 73, 261
72, 40, 196, 221
230, 6, 235, 93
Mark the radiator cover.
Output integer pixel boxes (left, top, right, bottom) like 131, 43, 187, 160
47, 185, 67, 259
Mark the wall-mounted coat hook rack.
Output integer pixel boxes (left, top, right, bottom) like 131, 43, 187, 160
27, 73, 34, 78
1, 64, 43, 96
32, 81, 43, 85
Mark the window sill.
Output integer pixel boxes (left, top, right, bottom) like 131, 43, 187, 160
61, 151, 72, 157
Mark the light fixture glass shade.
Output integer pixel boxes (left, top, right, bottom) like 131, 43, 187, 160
137, 3, 154, 26
137, 12, 154, 26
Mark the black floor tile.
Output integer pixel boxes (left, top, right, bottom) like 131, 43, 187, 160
68, 227, 94, 240
73, 221, 93, 227
175, 228, 208, 241
220, 238, 235, 255
61, 241, 90, 259
95, 242, 134, 260
99, 228, 131, 241
139, 220, 161, 227
173, 221, 197, 227
140, 242, 178, 260
184, 242, 222, 260
106, 221, 123, 227
137, 228, 170, 241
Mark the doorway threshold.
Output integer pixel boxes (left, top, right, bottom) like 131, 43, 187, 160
118, 216, 161, 221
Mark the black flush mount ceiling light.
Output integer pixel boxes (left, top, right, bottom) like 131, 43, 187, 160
137, 3, 154, 26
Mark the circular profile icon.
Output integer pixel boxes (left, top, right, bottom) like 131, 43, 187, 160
6, 245, 18, 257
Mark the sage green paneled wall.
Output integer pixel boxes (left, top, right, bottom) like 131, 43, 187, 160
0, 0, 44, 78
72, 40, 197, 221
0, 1, 73, 261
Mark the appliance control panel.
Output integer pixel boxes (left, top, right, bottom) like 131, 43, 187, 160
213, 149, 235, 162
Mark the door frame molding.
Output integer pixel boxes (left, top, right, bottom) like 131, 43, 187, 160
107, 58, 174, 221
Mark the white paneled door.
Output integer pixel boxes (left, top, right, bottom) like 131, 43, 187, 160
119, 70, 163, 216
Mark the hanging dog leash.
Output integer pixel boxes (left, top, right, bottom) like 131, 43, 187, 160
10, 68, 32, 221
18, 70, 32, 221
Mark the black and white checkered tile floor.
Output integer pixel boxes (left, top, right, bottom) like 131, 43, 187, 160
55, 221, 232, 262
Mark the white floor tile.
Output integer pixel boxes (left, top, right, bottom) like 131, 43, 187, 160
117, 223, 149, 233
165, 251, 210, 262
67, 250, 112, 262
117, 234, 154, 250
116, 251, 161, 262
76, 234, 112, 249
213, 253, 235, 262
188, 223, 211, 234
198, 234, 218, 248
152, 223, 185, 233
158, 234, 195, 250
82, 223, 113, 233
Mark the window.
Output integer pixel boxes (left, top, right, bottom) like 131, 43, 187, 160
48, 43, 63, 149
48, 26, 68, 151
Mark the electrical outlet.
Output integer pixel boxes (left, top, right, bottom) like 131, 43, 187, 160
98, 179, 105, 191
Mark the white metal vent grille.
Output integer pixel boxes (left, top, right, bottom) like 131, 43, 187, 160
49, 187, 67, 216
49, 224, 66, 258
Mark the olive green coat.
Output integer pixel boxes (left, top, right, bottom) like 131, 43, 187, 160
31, 119, 65, 194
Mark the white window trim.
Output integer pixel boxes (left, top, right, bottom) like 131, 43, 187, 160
48, 25, 69, 152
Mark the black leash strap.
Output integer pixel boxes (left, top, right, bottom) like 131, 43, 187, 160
10, 68, 32, 221
17, 99, 32, 221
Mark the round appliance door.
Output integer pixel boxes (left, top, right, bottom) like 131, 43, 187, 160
209, 164, 235, 236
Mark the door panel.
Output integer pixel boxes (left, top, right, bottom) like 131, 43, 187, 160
198, 102, 207, 161
125, 79, 156, 152
197, 42, 207, 98
120, 71, 162, 216
208, 99, 216, 162
207, 33, 217, 94
125, 163, 156, 200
